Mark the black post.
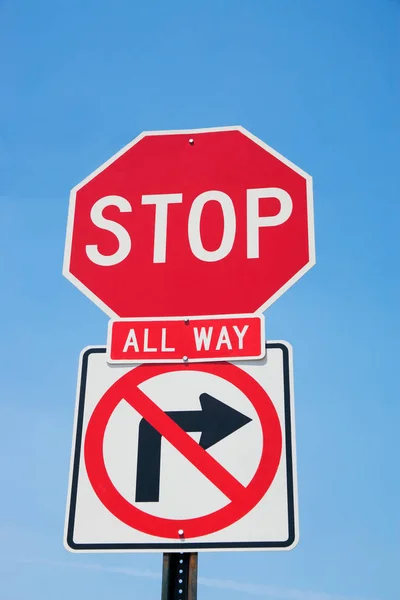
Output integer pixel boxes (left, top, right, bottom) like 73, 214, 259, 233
161, 553, 198, 600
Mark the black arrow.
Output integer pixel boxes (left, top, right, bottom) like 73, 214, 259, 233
135, 393, 252, 502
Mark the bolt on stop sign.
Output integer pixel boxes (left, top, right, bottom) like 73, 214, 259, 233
63, 126, 315, 321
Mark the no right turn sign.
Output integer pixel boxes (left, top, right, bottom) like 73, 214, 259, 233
65, 342, 297, 552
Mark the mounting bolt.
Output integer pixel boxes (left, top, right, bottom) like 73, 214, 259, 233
184, 318, 190, 325
178, 529, 184, 537
182, 356, 189, 363
188, 138, 194, 145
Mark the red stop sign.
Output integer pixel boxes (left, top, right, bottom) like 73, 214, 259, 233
63, 127, 314, 318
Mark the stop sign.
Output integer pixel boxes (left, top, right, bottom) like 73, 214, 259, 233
63, 127, 314, 318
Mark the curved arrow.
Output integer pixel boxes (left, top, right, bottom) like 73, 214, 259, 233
135, 393, 252, 502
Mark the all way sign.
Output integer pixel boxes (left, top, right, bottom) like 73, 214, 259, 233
65, 342, 297, 552
107, 315, 265, 364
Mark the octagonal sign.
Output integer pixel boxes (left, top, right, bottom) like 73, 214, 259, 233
63, 127, 315, 318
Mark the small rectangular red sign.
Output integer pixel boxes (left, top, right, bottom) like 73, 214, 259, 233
107, 314, 265, 364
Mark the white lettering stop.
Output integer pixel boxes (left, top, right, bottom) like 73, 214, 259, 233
85, 188, 293, 266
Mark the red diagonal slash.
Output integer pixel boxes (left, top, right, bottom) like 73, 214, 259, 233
123, 386, 246, 501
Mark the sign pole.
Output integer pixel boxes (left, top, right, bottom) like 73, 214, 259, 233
161, 553, 198, 600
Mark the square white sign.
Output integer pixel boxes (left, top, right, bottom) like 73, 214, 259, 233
65, 342, 298, 552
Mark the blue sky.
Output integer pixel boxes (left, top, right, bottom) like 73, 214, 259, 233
0, 0, 399, 599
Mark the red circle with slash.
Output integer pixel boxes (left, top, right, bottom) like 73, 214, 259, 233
84, 362, 282, 539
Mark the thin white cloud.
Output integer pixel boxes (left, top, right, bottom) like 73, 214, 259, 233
15, 556, 374, 600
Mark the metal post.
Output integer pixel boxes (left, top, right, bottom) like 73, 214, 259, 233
161, 553, 198, 600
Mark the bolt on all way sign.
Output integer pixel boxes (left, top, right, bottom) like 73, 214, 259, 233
65, 343, 297, 552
